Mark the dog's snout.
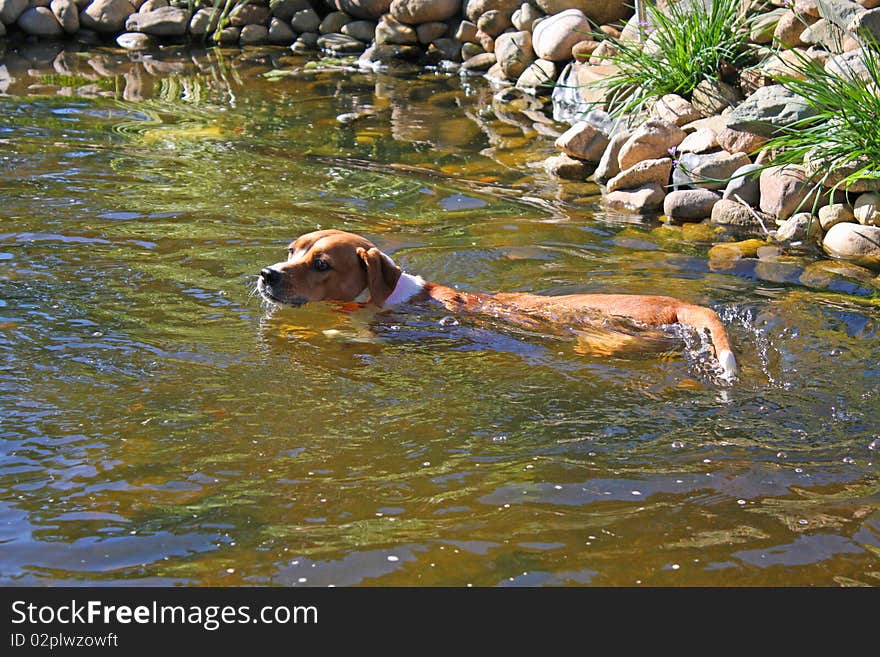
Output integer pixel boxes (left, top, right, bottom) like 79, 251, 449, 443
260, 267, 280, 284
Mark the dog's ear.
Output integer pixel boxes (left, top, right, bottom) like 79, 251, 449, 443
357, 247, 401, 307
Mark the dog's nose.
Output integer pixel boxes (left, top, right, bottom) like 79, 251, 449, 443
260, 267, 280, 284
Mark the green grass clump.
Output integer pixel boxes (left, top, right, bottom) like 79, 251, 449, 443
764, 39, 880, 192
591, 0, 753, 116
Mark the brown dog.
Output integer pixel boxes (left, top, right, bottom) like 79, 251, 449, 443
257, 229, 737, 378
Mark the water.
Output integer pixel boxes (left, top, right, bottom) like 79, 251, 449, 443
1, 43, 878, 587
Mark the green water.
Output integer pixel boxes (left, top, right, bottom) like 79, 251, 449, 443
1, 43, 878, 586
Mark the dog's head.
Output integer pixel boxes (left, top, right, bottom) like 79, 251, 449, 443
257, 230, 402, 307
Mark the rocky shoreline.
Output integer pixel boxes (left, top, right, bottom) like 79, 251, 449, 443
2, 0, 880, 280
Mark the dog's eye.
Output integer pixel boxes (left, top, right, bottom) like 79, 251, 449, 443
313, 258, 331, 272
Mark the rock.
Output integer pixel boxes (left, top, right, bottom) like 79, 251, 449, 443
726, 84, 817, 137
543, 152, 591, 179
0, 0, 29, 24
512, 1, 541, 30
604, 184, 666, 213
390, 0, 460, 24
515, 58, 556, 92
135, 0, 166, 9
722, 163, 763, 206
270, 0, 312, 21
749, 7, 787, 43
593, 129, 630, 182
663, 189, 721, 222
50, 0, 79, 33
189, 8, 218, 36
818, 203, 855, 229
854, 192, 880, 225
79, 0, 135, 33
571, 39, 600, 61
494, 30, 534, 79
240, 23, 269, 44
375, 14, 418, 43
711, 198, 764, 229
759, 165, 825, 219
17, 6, 64, 35
291, 7, 321, 32
124, 6, 189, 35
342, 19, 376, 41
319, 10, 350, 33
116, 30, 156, 48
215, 25, 240, 44
478, 9, 511, 37
690, 79, 742, 116
455, 19, 477, 42
652, 94, 702, 127
229, 3, 269, 26
796, 0, 822, 17
774, 9, 810, 47
847, 7, 880, 43
775, 212, 822, 242
415, 21, 446, 43
800, 18, 847, 51
268, 17, 296, 42
822, 222, 880, 268
317, 31, 366, 53
429, 38, 461, 62
709, 238, 769, 262
461, 51, 497, 70
532, 8, 591, 61
554, 120, 609, 162
533, 0, 630, 25
461, 42, 485, 58
680, 151, 752, 190
475, 29, 495, 52
464, 0, 520, 22
824, 47, 872, 81
677, 128, 718, 154
607, 158, 672, 193
715, 127, 767, 155
617, 119, 686, 171
335, 0, 391, 20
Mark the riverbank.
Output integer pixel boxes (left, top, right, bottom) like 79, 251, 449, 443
2, 0, 880, 288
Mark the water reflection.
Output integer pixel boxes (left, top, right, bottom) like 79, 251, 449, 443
1, 44, 879, 587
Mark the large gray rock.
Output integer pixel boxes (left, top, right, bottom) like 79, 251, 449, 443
725, 85, 818, 137
124, 6, 189, 35
335, 0, 391, 20
0, 0, 29, 24
711, 198, 765, 229
80, 0, 135, 33
663, 189, 721, 222
290, 7, 321, 32
534, 0, 630, 25
390, 0, 459, 24
17, 7, 64, 36
760, 165, 826, 219
775, 212, 823, 242
532, 8, 591, 61
495, 30, 534, 79
822, 222, 880, 268
50, 0, 80, 33
722, 163, 763, 206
